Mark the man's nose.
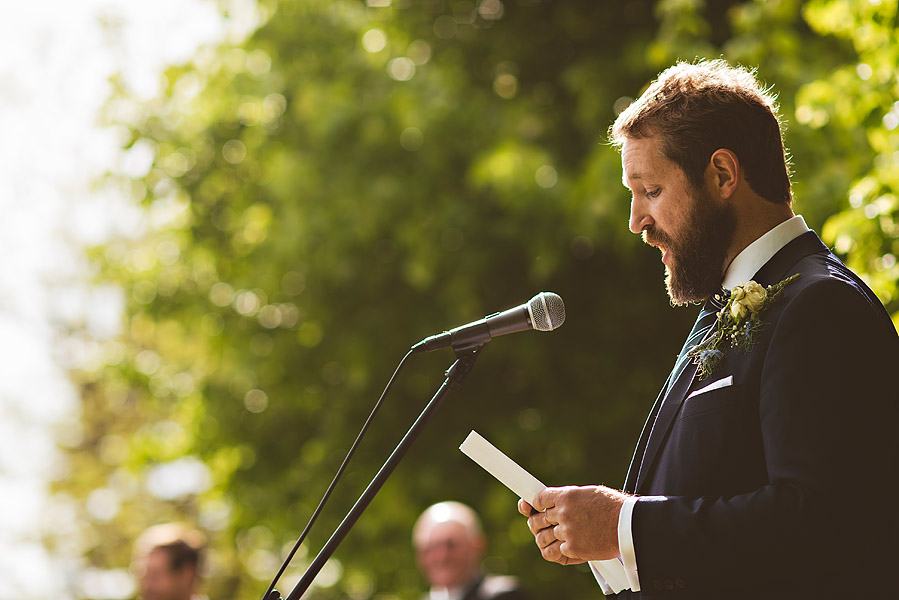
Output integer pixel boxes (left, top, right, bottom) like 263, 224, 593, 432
629, 196, 653, 234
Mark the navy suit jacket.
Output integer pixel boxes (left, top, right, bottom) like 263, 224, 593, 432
614, 232, 899, 598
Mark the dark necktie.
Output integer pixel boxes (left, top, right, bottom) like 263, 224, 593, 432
663, 288, 729, 396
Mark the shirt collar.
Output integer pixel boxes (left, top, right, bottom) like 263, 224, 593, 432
429, 574, 482, 600
428, 587, 461, 600
721, 215, 809, 289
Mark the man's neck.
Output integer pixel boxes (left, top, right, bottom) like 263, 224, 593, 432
724, 200, 795, 275
721, 215, 809, 288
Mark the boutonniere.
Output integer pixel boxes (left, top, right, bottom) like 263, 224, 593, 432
688, 273, 800, 380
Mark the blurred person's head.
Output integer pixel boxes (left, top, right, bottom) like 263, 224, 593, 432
133, 523, 205, 600
413, 501, 486, 590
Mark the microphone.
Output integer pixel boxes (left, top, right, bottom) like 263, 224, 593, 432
411, 292, 565, 353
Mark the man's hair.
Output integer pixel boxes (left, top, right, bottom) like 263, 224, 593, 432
135, 523, 205, 572
610, 59, 792, 204
412, 501, 484, 549
156, 540, 201, 572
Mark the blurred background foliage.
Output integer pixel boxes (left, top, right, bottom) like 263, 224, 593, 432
52, 0, 898, 598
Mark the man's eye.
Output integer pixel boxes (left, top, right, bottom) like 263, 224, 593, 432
645, 188, 661, 198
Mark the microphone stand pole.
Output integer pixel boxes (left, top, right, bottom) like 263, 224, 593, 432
275, 344, 485, 600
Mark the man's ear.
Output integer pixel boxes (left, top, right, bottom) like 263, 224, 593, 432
708, 148, 740, 200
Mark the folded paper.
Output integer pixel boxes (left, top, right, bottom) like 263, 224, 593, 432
459, 430, 631, 594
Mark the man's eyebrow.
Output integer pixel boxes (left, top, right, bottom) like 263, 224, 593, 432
622, 172, 644, 187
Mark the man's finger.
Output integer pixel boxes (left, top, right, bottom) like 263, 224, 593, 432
535, 526, 557, 549
538, 535, 565, 562
531, 487, 558, 512
517, 499, 536, 517
553, 523, 566, 542
558, 540, 580, 560
538, 538, 583, 565
527, 511, 553, 535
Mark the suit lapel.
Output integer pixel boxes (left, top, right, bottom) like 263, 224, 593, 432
459, 575, 484, 600
634, 358, 699, 492
632, 231, 828, 494
623, 387, 665, 492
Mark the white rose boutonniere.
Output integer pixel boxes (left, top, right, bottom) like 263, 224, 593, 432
688, 273, 800, 380
730, 280, 767, 319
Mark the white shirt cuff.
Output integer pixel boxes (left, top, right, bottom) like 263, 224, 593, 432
589, 561, 616, 595
618, 496, 641, 592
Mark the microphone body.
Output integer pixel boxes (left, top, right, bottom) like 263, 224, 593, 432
411, 292, 565, 353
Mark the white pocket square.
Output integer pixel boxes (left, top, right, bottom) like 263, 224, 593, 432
687, 375, 733, 399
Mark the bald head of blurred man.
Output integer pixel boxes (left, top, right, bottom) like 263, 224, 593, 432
413, 501, 487, 591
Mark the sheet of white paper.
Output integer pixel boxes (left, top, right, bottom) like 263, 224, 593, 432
459, 430, 545, 504
459, 430, 630, 594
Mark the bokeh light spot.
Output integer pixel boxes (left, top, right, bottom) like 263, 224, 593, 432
856, 62, 873, 80
209, 282, 235, 306
408, 39, 431, 65
281, 271, 306, 296
86, 488, 120, 521
400, 127, 424, 151
222, 139, 247, 164
244, 389, 269, 413
535, 164, 558, 188
258, 305, 282, 328
478, 0, 504, 20
387, 57, 415, 81
362, 28, 387, 53
433, 15, 457, 39
144, 456, 211, 499
493, 73, 518, 99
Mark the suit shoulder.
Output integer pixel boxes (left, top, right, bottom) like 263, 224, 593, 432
771, 256, 898, 355
783, 252, 890, 321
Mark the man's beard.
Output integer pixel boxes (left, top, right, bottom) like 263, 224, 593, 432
645, 186, 736, 305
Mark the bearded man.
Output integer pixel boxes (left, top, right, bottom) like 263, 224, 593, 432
519, 60, 899, 598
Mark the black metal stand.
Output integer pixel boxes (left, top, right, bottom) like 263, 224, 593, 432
270, 344, 484, 600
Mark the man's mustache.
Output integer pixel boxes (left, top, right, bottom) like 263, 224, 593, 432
643, 225, 672, 249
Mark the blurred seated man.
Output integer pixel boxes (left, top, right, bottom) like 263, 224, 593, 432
133, 522, 205, 600
414, 501, 531, 600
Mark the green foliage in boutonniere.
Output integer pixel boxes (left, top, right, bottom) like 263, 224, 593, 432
688, 273, 800, 380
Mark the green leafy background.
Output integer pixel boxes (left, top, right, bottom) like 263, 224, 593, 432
53, 1, 899, 598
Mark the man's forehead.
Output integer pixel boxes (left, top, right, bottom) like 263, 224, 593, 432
620, 135, 670, 185
140, 548, 171, 571
428, 520, 467, 538
416, 521, 470, 550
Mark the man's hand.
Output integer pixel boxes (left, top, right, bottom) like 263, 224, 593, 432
517, 485, 629, 565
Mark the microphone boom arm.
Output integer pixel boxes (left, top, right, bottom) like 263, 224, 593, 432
282, 345, 485, 600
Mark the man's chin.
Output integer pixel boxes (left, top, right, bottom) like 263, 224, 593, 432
665, 270, 711, 306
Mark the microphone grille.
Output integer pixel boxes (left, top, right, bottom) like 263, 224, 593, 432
528, 292, 566, 331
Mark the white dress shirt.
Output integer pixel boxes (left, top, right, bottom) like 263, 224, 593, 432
604, 215, 810, 594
